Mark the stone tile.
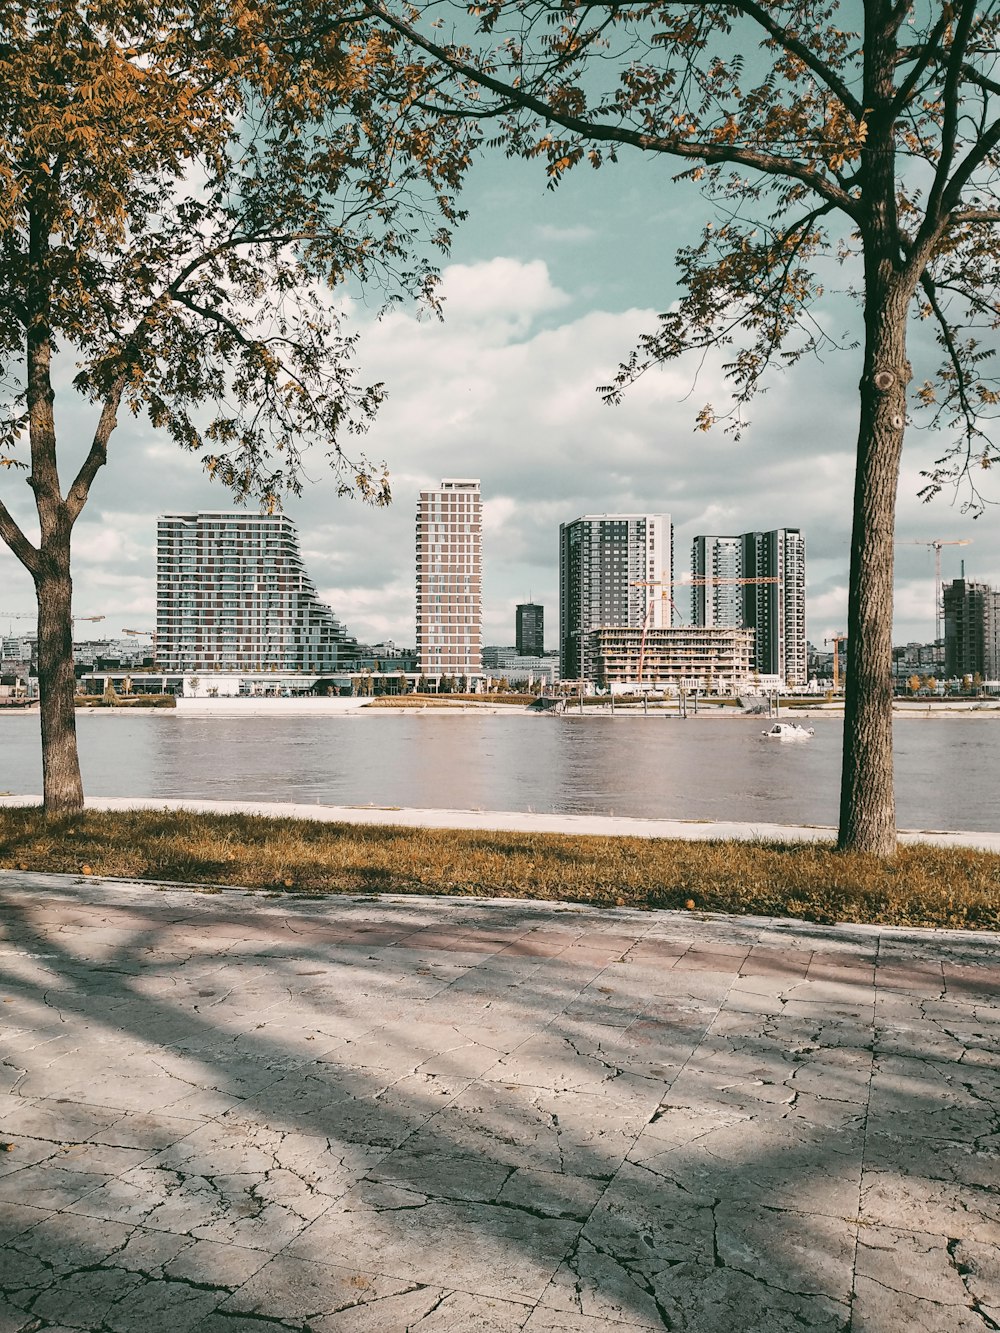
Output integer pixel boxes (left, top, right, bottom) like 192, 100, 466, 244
0, 1094, 126, 1141
366, 1146, 513, 1202
311, 1288, 533, 1331
630, 1118, 864, 1217
0, 1160, 110, 1208
216, 1253, 423, 1322
497, 1167, 607, 1222
287, 1180, 580, 1303
852, 1227, 1000, 1331
0, 1199, 52, 1246
523, 1309, 646, 1330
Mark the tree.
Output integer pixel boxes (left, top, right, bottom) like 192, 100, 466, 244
367, 0, 1000, 855
0, 0, 467, 814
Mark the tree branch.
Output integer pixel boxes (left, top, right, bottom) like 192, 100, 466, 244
924, 0, 978, 228
941, 113, 1000, 216
951, 207, 1000, 224
0, 496, 40, 577
363, 2, 861, 220
728, 0, 863, 120
887, 10, 951, 120
920, 269, 981, 445
65, 374, 126, 524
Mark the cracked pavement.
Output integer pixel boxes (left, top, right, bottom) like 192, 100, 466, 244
0, 871, 998, 1331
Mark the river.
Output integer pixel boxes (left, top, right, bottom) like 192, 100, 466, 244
1, 710, 996, 832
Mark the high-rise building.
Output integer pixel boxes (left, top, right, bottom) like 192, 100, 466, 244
415, 479, 482, 677
516, 602, 544, 656
691, 528, 807, 684
943, 578, 1000, 678
559, 513, 672, 682
690, 536, 743, 627
156, 511, 357, 672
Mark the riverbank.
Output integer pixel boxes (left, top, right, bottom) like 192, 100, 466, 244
1, 800, 998, 930
5, 695, 998, 717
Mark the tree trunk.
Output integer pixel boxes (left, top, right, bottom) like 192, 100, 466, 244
837, 5, 915, 858
838, 286, 910, 855
35, 534, 85, 816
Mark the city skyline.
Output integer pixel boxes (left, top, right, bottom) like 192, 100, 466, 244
0, 151, 991, 648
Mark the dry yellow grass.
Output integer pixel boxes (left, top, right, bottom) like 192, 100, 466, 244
0, 807, 996, 930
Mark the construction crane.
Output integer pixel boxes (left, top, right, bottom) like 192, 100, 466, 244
896, 538, 972, 643
630, 580, 680, 685
630, 575, 779, 683
1, 612, 105, 631
825, 632, 848, 690
676, 576, 780, 586
121, 628, 155, 637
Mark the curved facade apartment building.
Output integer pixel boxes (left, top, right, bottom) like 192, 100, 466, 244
156, 512, 357, 672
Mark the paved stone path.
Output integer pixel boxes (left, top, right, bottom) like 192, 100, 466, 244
0, 872, 998, 1331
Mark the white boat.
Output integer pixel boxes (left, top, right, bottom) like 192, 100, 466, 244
761, 722, 815, 740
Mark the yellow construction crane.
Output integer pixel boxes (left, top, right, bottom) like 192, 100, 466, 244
896, 538, 972, 643
677, 576, 780, 587
825, 632, 848, 690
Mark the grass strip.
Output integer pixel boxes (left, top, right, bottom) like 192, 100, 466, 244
0, 807, 997, 931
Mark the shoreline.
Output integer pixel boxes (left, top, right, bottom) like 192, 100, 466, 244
1, 792, 998, 852
3, 698, 999, 718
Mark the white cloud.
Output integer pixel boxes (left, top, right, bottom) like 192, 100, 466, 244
534, 223, 598, 243
0, 256, 994, 654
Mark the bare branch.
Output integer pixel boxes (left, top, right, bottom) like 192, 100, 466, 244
924, 0, 979, 229
0, 496, 39, 577
65, 375, 126, 524
887, 10, 951, 119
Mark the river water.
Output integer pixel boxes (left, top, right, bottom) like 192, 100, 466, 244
1, 711, 996, 832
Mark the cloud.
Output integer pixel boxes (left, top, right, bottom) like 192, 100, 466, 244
0, 256, 992, 656
534, 223, 598, 243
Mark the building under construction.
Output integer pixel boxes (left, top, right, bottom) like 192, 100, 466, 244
588, 626, 754, 693
943, 577, 1000, 679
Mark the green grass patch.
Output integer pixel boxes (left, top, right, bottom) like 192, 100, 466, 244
0, 807, 997, 931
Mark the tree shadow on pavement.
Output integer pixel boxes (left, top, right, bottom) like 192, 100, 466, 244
0, 876, 997, 1331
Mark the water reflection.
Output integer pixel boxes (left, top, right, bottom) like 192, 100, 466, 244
0, 711, 996, 832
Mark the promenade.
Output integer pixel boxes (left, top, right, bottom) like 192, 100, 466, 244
3, 792, 1000, 853
1, 871, 998, 1330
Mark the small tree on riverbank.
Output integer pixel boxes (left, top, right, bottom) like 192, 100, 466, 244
0, 0, 469, 814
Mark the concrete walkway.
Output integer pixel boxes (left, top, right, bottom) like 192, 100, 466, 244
2, 793, 999, 852
1, 873, 998, 1330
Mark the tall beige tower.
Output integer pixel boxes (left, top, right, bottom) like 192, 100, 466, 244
415, 479, 482, 678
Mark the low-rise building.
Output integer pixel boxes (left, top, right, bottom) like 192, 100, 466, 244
589, 625, 754, 693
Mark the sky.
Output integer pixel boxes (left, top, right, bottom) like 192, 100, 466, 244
0, 149, 992, 655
